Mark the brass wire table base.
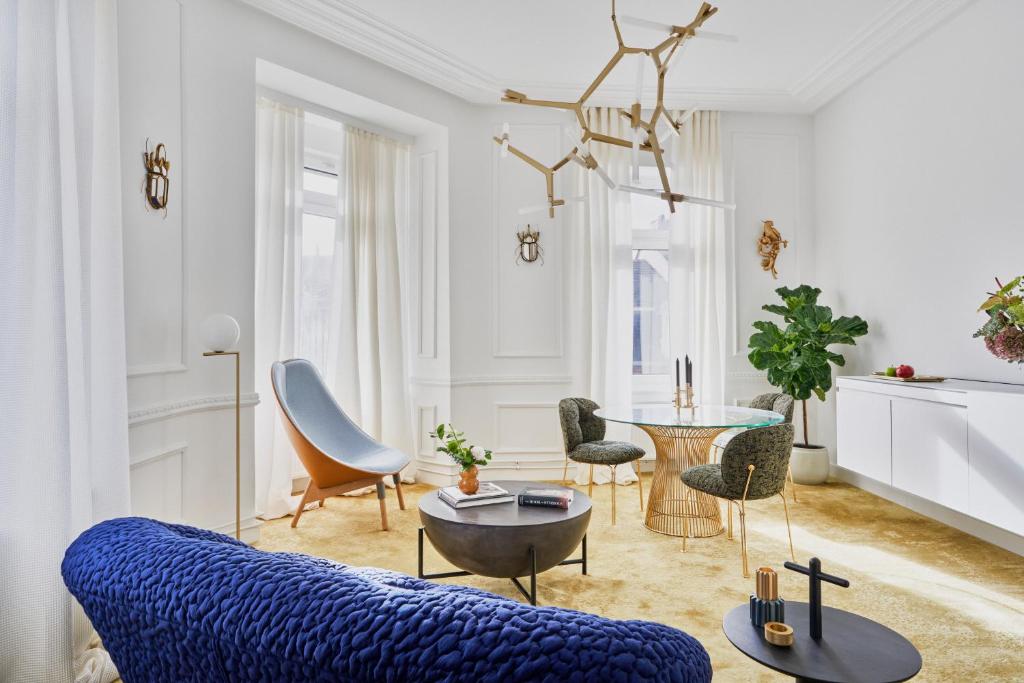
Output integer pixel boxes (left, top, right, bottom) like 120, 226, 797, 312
640, 425, 726, 538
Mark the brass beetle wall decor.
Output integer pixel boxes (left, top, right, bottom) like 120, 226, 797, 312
143, 140, 170, 213
757, 219, 788, 279
515, 224, 543, 265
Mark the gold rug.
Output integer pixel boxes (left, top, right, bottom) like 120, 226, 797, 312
258, 480, 1024, 682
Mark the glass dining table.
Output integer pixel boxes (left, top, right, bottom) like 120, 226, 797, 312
594, 404, 784, 538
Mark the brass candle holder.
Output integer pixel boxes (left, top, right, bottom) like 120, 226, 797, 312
673, 384, 696, 410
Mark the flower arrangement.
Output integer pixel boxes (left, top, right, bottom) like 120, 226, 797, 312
433, 424, 492, 470
975, 276, 1024, 364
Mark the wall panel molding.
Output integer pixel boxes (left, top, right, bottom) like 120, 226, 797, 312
494, 402, 562, 455
416, 150, 438, 359
416, 404, 438, 457
128, 392, 260, 427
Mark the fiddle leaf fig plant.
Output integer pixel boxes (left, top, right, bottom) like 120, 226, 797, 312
748, 285, 869, 446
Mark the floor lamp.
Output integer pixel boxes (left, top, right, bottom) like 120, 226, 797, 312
201, 314, 242, 540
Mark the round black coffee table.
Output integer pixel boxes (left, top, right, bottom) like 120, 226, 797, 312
723, 602, 921, 682
418, 480, 591, 605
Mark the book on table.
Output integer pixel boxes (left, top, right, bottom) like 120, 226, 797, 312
518, 488, 574, 509
438, 482, 514, 509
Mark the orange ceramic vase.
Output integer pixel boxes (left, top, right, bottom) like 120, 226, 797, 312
458, 465, 480, 494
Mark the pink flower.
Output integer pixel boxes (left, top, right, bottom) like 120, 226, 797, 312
986, 325, 1024, 362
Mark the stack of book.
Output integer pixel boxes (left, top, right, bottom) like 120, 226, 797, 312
438, 482, 514, 509
518, 488, 574, 509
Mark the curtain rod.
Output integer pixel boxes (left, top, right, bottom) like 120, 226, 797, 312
256, 86, 416, 146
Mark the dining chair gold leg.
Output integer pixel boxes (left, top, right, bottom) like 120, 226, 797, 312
739, 464, 755, 578
727, 502, 733, 540
787, 465, 798, 503
636, 459, 644, 511
781, 493, 795, 561
561, 453, 570, 485
606, 464, 614, 528
738, 501, 749, 578
681, 489, 691, 552
588, 464, 594, 499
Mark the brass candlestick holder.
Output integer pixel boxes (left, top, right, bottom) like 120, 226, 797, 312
673, 384, 696, 410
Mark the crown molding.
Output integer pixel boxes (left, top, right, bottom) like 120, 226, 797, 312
791, 0, 977, 111
239, 0, 501, 103
241, 0, 976, 114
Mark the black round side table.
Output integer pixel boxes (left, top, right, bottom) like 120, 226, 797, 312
723, 602, 921, 683
418, 480, 591, 605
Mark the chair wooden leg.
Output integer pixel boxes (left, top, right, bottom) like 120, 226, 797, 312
787, 465, 798, 503
781, 493, 795, 561
291, 481, 318, 528
588, 464, 594, 499
635, 460, 644, 511
610, 465, 617, 525
376, 481, 389, 531
393, 473, 406, 510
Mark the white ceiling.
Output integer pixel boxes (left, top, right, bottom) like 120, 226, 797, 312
242, 0, 975, 112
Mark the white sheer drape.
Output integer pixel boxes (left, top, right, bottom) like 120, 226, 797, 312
669, 111, 727, 405
326, 126, 415, 477
568, 108, 638, 486
254, 98, 303, 519
0, 0, 128, 680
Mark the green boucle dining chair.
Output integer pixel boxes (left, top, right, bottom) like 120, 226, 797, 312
712, 393, 797, 502
558, 397, 644, 525
682, 423, 795, 578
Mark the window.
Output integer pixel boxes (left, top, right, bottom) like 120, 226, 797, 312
297, 114, 342, 372
631, 166, 673, 385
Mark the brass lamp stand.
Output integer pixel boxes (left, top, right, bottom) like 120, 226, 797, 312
203, 351, 240, 540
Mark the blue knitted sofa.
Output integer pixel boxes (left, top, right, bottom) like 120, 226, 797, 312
62, 518, 712, 682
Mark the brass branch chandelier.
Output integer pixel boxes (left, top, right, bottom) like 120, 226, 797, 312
493, 1, 736, 218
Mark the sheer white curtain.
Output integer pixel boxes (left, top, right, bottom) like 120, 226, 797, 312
0, 0, 128, 680
254, 98, 303, 519
326, 126, 415, 476
669, 111, 727, 405
568, 108, 638, 486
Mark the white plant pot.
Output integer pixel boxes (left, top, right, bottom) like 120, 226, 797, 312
790, 444, 830, 485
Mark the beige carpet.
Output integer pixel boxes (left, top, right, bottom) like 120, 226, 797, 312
258, 479, 1024, 682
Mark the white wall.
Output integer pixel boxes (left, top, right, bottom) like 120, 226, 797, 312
814, 0, 1024, 457
120, 0, 484, 532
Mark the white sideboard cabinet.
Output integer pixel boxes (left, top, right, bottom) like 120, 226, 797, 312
837, 376, 1024, 541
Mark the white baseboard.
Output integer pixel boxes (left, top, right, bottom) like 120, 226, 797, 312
210, 516, 263, 545
833, 466, 1024, 557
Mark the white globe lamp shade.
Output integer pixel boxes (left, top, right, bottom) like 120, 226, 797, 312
200, 314, 240, 353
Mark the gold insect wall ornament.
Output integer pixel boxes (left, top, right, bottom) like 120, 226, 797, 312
143, 140, 170, 213
757, 220, 788, 279
515, 225, 543, 265
493, 1, 736, 218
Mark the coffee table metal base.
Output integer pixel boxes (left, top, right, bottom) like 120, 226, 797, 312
418, 527, 587, 605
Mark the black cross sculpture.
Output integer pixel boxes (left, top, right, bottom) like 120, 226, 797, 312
784, 557, 850, 641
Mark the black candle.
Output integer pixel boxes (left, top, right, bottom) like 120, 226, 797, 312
675, 358, 680, 389
685, 355, 693, 385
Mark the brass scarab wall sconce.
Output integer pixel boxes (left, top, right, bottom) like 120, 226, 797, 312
757, 219, 787, 279
143, 139, 171, 214
515, 224, 543, 265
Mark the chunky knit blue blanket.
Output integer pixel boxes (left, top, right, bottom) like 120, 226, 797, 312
62, 517, 711, 682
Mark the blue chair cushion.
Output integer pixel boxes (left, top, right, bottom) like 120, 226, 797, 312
62, 518, 712, 682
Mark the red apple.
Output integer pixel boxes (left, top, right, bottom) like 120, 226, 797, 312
896, 364, 915, 378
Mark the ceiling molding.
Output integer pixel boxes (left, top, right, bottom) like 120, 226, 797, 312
240, 0, 501, 103
241, 0, 976, 114
790, 0, 977, 110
